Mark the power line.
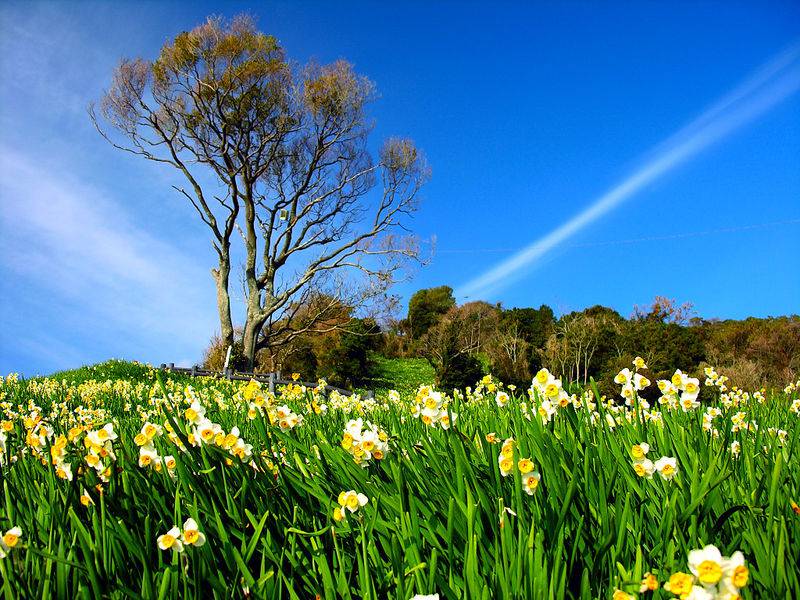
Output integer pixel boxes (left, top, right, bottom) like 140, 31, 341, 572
436, 218, 800, 255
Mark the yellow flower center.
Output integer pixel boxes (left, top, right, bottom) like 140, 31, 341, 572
161, 534, 175, 549
666, 572, 693, 595
3, 533, 19, 548
697, 560, 722, 584
184, 530, 199, 544
732, 565, 749, 588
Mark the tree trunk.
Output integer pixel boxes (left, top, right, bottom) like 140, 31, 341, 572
212, 253, 234, 350
242, 320, 259, 370
242, 296, 267, 370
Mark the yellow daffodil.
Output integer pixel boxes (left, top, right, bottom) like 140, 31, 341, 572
664, 572, 694, 596
639, 572, 658, 592
630, 443, 650, 460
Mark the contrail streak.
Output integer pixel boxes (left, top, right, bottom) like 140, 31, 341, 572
455, 43, 800, 301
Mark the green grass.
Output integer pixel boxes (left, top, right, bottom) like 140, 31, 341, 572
0, 362, 798, 599
364, 355, 436, 396
44, 359, 165, 385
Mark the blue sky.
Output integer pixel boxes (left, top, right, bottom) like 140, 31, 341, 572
1, 1, 799, 376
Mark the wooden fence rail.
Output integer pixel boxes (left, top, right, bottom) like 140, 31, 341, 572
158, 363, 371, 399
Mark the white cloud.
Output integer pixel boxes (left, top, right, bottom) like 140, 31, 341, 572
0, 147, 219, 369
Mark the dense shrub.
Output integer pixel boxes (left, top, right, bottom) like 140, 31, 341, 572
437, 351, 485, 391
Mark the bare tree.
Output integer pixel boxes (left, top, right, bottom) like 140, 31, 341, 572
541, 313, 619, 384
419, 302, 499, 374
91, 15, 428, 365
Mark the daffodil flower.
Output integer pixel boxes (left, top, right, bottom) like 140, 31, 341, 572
157, 526, 184, 553
687, 544, 724, 586
182, 518, 206, 548
654, 456, 678, 480
0, 526, 22, 558
522, 471, 541, 495
721, 550, 749, 589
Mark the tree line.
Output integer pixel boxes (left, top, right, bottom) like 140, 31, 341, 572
392, 287, 798, 394
202, 285, 798, 393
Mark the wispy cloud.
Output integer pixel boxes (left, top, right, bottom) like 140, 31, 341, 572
0, 147, 218, 372
455, 43, 800, 301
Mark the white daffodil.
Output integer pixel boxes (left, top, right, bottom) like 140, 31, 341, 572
181, 518, 206, 548
654, 456, 678, 480
684, 585, 714, 600
338, 490, 368, 513
633, 373, 650, 391
138, 444, 159, 468
721, 550, 749, 589
157, 526, 184, 553
687, 544, 724, 586
184, 401, 206, 424
632, 458, 655, 478
614, 368, 632, 385
0, 526, 22, 558
522, 471, 541, 495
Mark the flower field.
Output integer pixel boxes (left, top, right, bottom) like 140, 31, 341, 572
1, 360, 799, 599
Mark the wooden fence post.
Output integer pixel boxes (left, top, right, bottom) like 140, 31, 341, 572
269, 372, 275, 394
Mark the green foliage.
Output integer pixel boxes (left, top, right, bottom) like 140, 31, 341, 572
364, 356, 436, 397
46, 359, 163, 385
1, 365, 797, 598
316, 319, 381, 387
407, 286, 456, 341
437, 352, 485, 391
